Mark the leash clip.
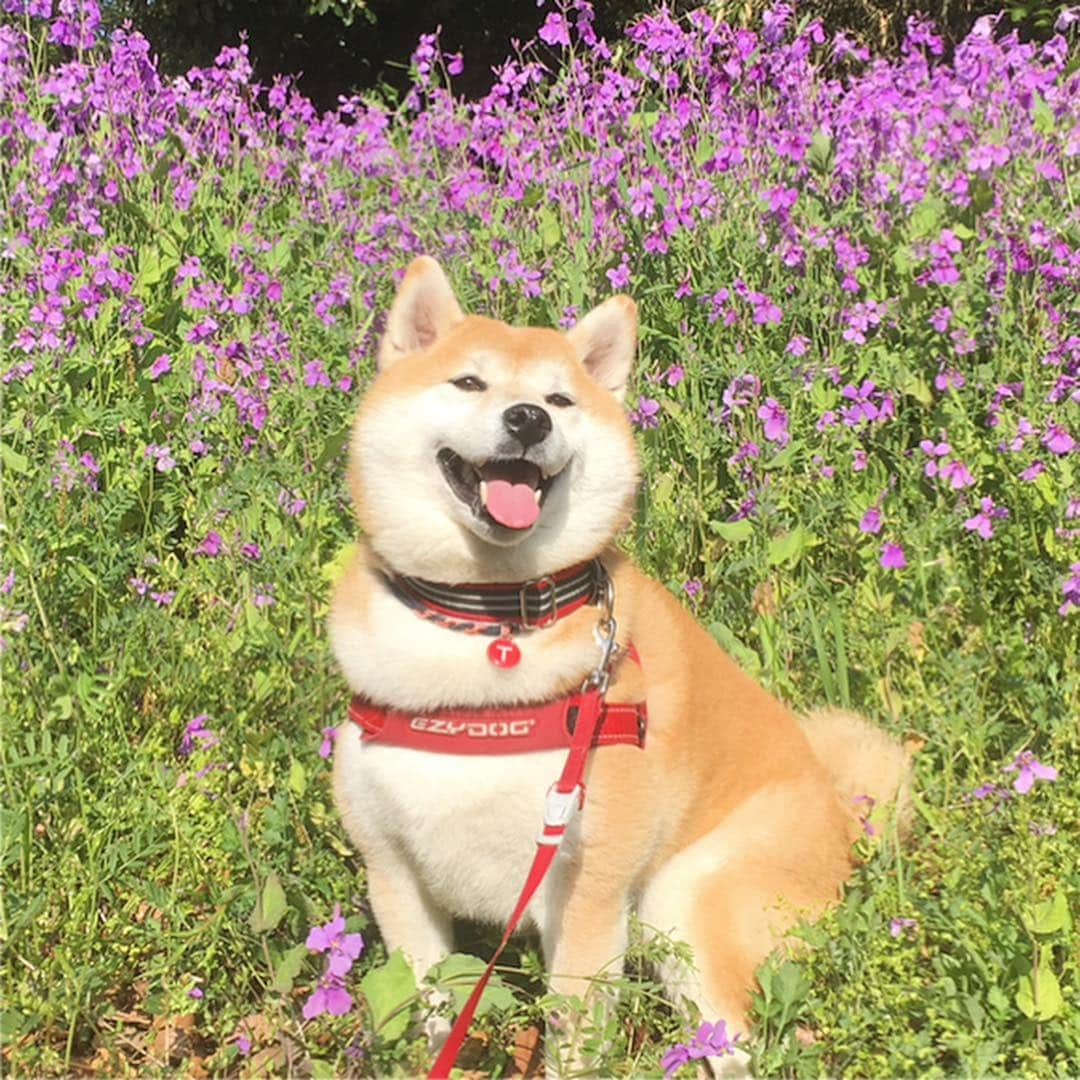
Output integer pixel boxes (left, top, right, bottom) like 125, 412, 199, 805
581, 567, 617, 694
538, 783, 584, 844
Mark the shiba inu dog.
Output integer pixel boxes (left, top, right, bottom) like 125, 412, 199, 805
329, 257, 910, 1074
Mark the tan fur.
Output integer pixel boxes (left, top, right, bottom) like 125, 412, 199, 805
329, 259, 911, 1071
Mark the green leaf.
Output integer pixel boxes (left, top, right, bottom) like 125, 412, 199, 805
808, 129, 833, 174
0, 442, 29, 476
909, 196, 945, 238
709, 622, 761, 676
428, 953, 517, 1016
767, 525, 816, 568
288, 760, 308, 797
648, 472, 675, 508
250, 871, 288, 932
1015, 966, 1064, 1020
266, 238, 292, 274
270, 943, 309, 994
320, 542, 357, 587
1023, 891, 1070, 936
0, 1011, 27, 1038
760, 442, 798, 472
538, 207, 562, 249
774, 961, 810, 1008
1032, 93, 1054, 135
712, 518, 753, 543
360, 949, 417, 1041
317, 426, 351, 467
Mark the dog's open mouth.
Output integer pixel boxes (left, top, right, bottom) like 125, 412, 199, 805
437, 449, 559, 531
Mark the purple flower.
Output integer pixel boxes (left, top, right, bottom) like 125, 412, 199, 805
630, 396, 661, 430
606, 259, 631, 289
446, 52, 464, 76
1060, 563, 1080, 616
196, 531, 223, 557
660, 1043, 691, 1077
853, 793, 876, 835
538, 11, 571, 47
663, 364, 685, 387
241, 542, 261, 561
1055, 5, 1080, 31
684, 579, 703, 600
303, 360, 332, 389
929, 306, 952, 332
749, 291, 782, 326
278, 490, 307, 516
1020, 461, 1046, 482
1042, 424, 1075, 455
188, 986, 204, 1000
859, 506, 882, 535
880, 543, 907, 570
180, 714, 220, 756
234, 1034, 252, 1056
303, 904, 364, 1013
319, 726, 337, 759
1002, 751, 1057, 794
307, 905, 363, 961
302, 973, 353, 1020
1, 569, 15, 595
890, 917, 918, 938
148, 353, 171, 380
757, 397, 790, 445
963, 496, 1008, 540
662, 1019, 737, 1076
144, 444, 176, 473
937, 458, 976, 490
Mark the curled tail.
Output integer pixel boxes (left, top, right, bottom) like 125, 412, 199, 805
800, 708, 913, 841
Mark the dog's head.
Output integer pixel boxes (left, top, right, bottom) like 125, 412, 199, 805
349, 257, 640, 583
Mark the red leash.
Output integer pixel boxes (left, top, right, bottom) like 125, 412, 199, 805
427, 591, 623, 1079
428, 688, 606, 1078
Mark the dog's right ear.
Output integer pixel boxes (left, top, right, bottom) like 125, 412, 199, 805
378, 257, 464, 370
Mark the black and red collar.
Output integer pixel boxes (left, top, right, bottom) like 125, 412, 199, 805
384, 559, 603, 633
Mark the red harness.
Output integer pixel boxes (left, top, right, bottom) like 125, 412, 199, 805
354, 561, 644, 1078
348, 646, 646, 754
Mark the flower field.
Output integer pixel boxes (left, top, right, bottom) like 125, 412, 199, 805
1, 0, 1078, 1074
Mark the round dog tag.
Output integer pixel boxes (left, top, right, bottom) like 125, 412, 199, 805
487, 636, 521, 669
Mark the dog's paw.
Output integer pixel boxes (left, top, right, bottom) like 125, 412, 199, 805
422, 988, 452, 1054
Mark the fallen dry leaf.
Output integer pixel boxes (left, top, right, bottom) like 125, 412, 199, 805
511, 1024, 543, 1077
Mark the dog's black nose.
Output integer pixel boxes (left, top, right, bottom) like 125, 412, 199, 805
502, 403, 552, 448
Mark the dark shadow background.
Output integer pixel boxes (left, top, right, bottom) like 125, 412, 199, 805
98, 0, 1068, 110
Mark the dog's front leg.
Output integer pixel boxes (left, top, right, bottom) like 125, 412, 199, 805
542, 869, 629, 1078
361, 848, 455, 1050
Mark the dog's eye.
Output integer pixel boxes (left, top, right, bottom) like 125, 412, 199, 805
545, 393, 575, 408
450, 375, 487, 392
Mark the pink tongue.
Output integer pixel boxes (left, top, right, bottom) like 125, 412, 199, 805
484, 479, 540, 529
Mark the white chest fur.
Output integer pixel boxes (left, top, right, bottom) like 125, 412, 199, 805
334, 728, 571, 924
329, 565, 597, 924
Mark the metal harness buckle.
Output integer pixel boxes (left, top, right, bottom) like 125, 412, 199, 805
519, 575, 557, 628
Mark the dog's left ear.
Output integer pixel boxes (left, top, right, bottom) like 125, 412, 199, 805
378, 256, 465, 370
565, 295, 637, 403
